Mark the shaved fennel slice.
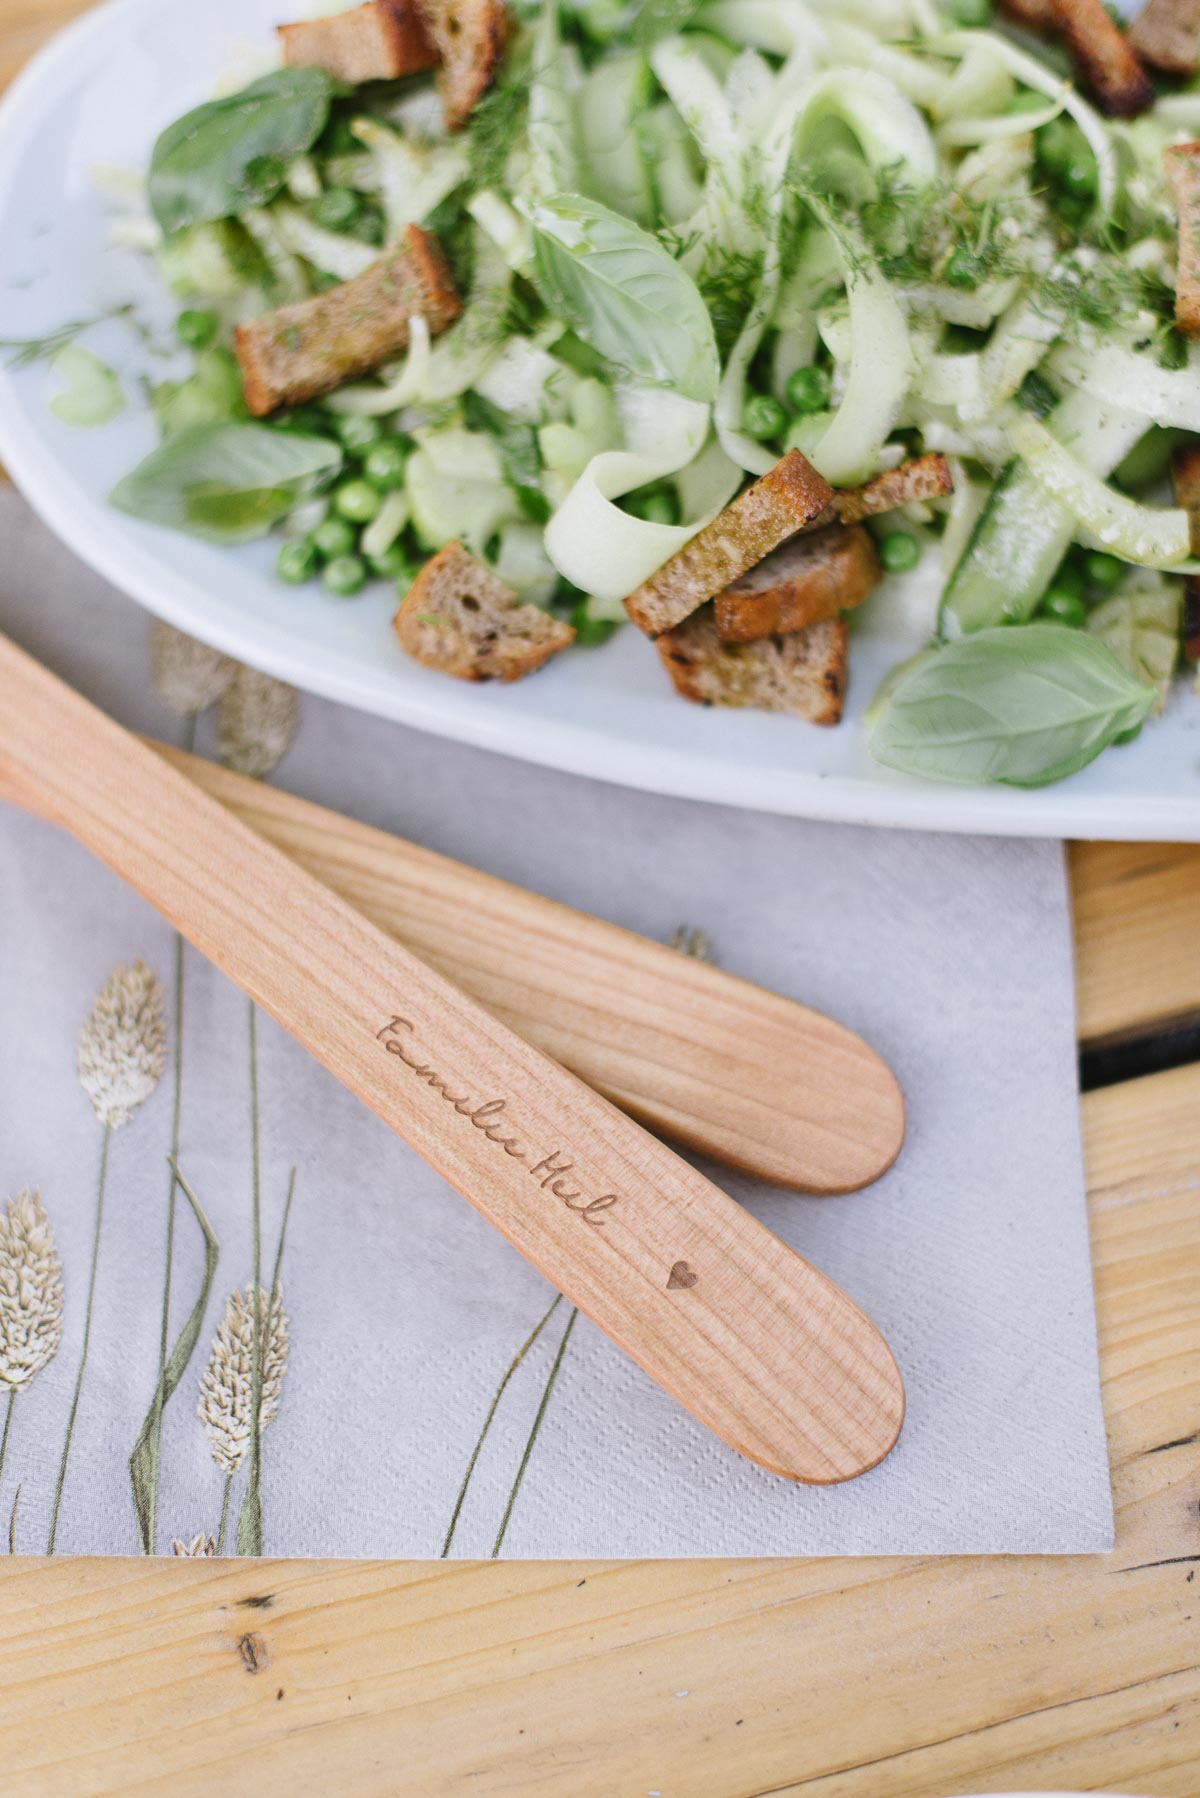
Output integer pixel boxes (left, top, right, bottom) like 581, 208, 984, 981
529, 0, 582, 199
926, 31, 1116, 213
1047, 340, 1200, 432
821, 20, 948, 107
326, 316, 432, 415
1008, 409, 1191, 566
272, 205, 377, 280
350, 119, 469, 237
790, 69, 937, 183
937, 88, 1066, 146
544, 390, 739, 605
694, 0, 829, 62
806, 209, 914, 486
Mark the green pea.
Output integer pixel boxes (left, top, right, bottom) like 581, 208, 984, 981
1060, 157, 1096, 200
334, 413, 384, 455
363, 438, 410, 489
1037, 118, 1079, 172
943, 247, 979, 291
176, 307, 219, 350
786, 365, 831, 415
952, 0, 992, 25
323, 553, 368, 597
1048, 558, 1085, 600
310, 186, 360, 231
743, 393, 788, 440
1040, 588, 1087, 628
1084, 550, 1124, 589
334, 478, 383, 523
312, 515, 357, 560
625, 486, 681, 526
880, 531, 921, 573
277, 538, 319, 585
570, 600, 618, 647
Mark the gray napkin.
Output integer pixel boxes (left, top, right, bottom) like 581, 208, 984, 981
0, 488, 1111, 1557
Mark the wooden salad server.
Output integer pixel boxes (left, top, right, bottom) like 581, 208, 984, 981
154, 745, 904, 1195
0, 632, 905, 1484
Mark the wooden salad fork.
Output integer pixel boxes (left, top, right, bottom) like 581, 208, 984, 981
0, 632, 905, 1483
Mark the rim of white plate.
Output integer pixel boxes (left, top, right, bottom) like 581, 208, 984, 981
1, 0, 1200, 839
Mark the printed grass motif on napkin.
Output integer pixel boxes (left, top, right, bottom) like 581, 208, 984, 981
0, 491, 1113, 1558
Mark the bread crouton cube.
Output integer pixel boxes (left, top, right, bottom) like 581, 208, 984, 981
624, 451, 835, 638
395, 542, 575, 681
656, 608, 847, 724
1046, 0, 1155, 114
234, 225, 460, 416
714, 524, 881, 643
419, 0, 510, 128
1165, 143, 1200, 337
278, 0, 438, 83
833, 454, 954, 525
1129, 0, 1200, 71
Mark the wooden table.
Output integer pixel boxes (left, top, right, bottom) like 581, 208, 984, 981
2, 8, 1199, 1788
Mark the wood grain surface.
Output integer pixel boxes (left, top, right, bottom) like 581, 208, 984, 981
1, 4, 1199, 1790
0, 633, 905, 1486
0, 1058, 1194, 1797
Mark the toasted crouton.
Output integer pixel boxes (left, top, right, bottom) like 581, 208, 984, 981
1165, 143, 1200, 337
624, 451, 835, 638
1130, 0, 1200, 70
714, 524, 881, 643
833, 454, 954, 526
999, 0, 1056, 26
1045, 0, 1155, 114
234, 225, 460, 416
1171, 443, 1200, 659
657, 608, 847, 723
278, 0, 437, 82
417, 0, 510, 128
395, 543, 574, 681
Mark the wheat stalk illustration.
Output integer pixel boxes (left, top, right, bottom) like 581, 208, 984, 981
77, 959, 168, 1130
48, 961, 167, 1554
172, 1533, 216, 1557
149, 620, 236, 718
0, 1189, 64, 1494
669, 926, 716, 964
216, 667, 299, 779
199, 1281, 289, 1554
145, 617, 237, 1556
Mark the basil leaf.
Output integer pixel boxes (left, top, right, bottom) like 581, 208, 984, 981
869, 624, 1157, 788
462, 392, 549, 522
519, 193, 720, 403
632, 0, 702, 48
149, 71, 334, 236
110, 422, 342, 543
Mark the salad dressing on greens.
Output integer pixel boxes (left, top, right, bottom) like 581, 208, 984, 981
42, 0, 1200, 785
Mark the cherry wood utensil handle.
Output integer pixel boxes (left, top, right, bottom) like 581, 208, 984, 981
135, 745, 902, 1193
0, 634, 904, 1483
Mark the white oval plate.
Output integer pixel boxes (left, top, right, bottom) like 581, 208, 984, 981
2, 0, 1199, 838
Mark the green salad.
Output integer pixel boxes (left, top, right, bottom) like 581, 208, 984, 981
59, 0, 1200, 783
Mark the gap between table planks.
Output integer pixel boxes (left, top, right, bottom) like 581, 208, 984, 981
0, 1059, 1195, 1797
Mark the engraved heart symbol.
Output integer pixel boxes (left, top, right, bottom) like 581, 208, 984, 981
667, 1261, 698, 1290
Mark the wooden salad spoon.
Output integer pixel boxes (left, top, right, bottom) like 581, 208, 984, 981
0, 631, 905, 1484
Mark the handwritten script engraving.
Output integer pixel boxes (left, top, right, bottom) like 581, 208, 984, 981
376, 1017, 619, 1226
